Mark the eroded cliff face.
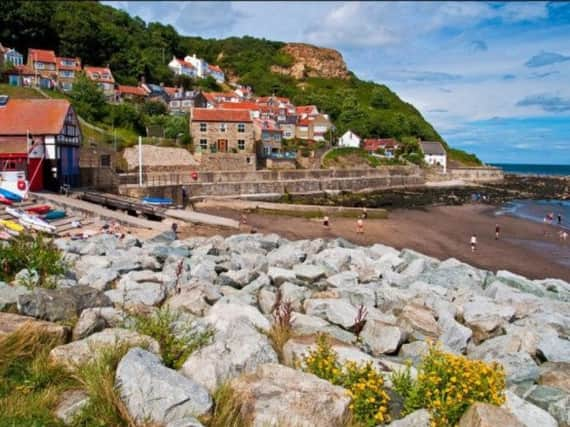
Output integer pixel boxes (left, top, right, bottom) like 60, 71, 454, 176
271, 43, 350, 80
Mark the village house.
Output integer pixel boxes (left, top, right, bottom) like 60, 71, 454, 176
296, 105, 319, 116
296, 114, 332, 142
218, 102, 261, 119
141, 83, 170, 104
27, 48, 57, 89
115, 85, 147, 102
168, 57, 197, 78
207, 64, 225, 84
190, 108, 254, 154
277, 115, 297, 140
0, 98, 81, 191
253, 118, 283, 158
0, 43, 24, 68
203, 91, 241, 108
363, 138, 399, 158
84, 65, 115, 98
420, 140, 447, 173
338, 130, 361, 148
169, 89, 207, 114
6, 64, 35, 87
56, 56, 81, 91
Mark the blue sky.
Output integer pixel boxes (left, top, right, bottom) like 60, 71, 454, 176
105, 1, 570, 164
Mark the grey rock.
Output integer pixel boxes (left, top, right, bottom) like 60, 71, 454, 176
205, 301, 270, 333
398, 303, 440, 340
78, 268, 118, 291
55, 390, 89, 425
336, 284, 376, 309
399, 341, 429, 364
116, 348, 212, 424
484, 352, 540, 385
258, 287, 276, 315
165, 289, 210, 316
439, 312, 472, 353
312, 247, 353, 274
218, 269, 259, 289
293, 264, 326, 284
390, 409, 431, 427
503, 390, 558, 427
326, 271, 359, 288
0, 282, 31, 311
72, 308, 107, 340
462, 296, 516, 342
105, 281, 166, 307
304, 298, 358, 330
537, 327, 570, 362
17, 286, 112, 322
13, 268, 39, 287
280, 282, 308, 312
181, 320, 278, 393
360, 319, 404, 356
73, 255, 111, 279
266, 243, 307, 268
267, 267, 297, 286
290, 312, 356, 344
165, 417, 204, 427
520, 385, 570, 427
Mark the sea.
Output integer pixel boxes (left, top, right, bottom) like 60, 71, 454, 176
492, 163, 570, 228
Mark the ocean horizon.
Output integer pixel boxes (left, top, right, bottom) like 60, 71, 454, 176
491, 163, 570, 177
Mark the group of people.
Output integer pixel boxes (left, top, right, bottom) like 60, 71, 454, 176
323, 207, 368, 235
543, 212, 568, 241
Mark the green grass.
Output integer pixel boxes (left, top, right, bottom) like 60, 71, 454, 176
0, 83, 44, 99
0, 234, 66, 287
323, 147, 404, 169
448, 148, 483, 167
128, 307, 213, 370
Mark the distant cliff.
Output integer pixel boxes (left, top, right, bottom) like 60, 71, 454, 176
270, 43, 350, 80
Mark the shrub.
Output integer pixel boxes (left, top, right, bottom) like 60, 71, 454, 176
0, 323, 75, 426
0, 234, 66, 287
268, 294, 294, 363
129, 307, 213, 369
392, 343, 506, 427
301, 334, 391, 426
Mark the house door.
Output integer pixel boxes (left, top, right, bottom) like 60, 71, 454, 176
217, 139, 228, 153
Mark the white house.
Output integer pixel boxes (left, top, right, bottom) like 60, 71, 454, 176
338, 130, 361, 148
168, 57, 197, 78
420, 140, 447, 173
207, 64, 225, 83
184, 54, 209, 78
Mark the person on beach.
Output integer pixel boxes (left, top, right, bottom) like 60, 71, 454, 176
171, 222, 178, 239
495, 224, 500, 240
181, 187, 188, 209
356, 218, 364, 234
558, 213, 563, 225
361, 207, 368, 220
240, 213, 248, 225
323, 216, 330, 228
470, 234, 477, 252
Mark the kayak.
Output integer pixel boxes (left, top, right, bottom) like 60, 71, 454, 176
43, 210, 66, 221
142, 197, 173, 206
0, 219, 24, 233
0, 195, 13, 205
19, 213, 56, 234
27, 205, 52, 215
0, 231, 11, 240
0, 187, 23, 202
5, 207, 26, 219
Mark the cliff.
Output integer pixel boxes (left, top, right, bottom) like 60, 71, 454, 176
270, 43, 351, 80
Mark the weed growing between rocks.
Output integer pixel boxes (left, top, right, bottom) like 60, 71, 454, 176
70, 344, 135, 427
208, 382, 250, 427
268, 296, 294, 363
0, 323, 74, 427
128, 307, 213, 369
301, 334, 391, 426
392, 343, 506, 427
0, 234, 66, 287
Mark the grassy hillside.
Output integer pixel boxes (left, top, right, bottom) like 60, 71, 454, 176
0, 0, 481, 164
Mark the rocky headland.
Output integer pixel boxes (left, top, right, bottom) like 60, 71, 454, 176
1, 231, 569, 426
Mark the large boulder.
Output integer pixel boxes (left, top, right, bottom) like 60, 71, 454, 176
17, 286, 112, 322
303, 298, 358, 330
537, 327, 570, 362
105, 281, 166, 307
390, 409, 431, 427
0, 312, 68, 340
267, 267, 297, 286
360, 319, 405, 356
438, 312, 472, 353
116, 348, 212, 424
227, 363, 351, 427
517, 385, 570, 427
77, 268, 118, 291
484, 352, 540, 385
293, 264, 326, 284
218, 269, 259, 289
397, 303, 440, 340
204, 301, 270, 333
503, 390, 558, 427
49, 328, 160, 369
290, 313, 356, 344
72, 307, 125, 341
462, 297, 515, 343
538, 362, 570, 393
458, 402, 524, 427
0, 282, 31, 311
181, 320, 278, 393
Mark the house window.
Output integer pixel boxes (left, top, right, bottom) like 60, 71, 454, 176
199, 123, 207, 132
238, 139, 245, 150
220, 123, 227, 132
199, 139, 208, 150
100, 155, 111, 167
237, 123, 245, 133
91, 72, 100, 79
35, 62, 45, 69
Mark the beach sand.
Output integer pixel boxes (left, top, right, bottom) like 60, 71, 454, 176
183, 204, 570, 281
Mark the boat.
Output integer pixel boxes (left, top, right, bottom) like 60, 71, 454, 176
141, 197, 173, 206
19, 213, 56, 234
27, 205, 52, 215
5, 207, 26, 219
0, 187, 23, 203
43, 210, 66, 221
0, 231, 12, 240
0, 195, 13, 205
0, 219, 24, 233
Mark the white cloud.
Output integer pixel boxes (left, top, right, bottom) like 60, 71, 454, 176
499, 2, 549, 22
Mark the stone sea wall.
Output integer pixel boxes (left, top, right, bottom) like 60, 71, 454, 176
1, 232, 569, 426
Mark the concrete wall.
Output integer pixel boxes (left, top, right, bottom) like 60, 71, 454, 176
197, 153, 256, 171
448, 167, 504, 182
266, 158, 297, 170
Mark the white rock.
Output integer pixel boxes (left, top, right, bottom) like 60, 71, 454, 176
304, 298, 358, 330
205, 301, 270, 333
503, 390, 558, 427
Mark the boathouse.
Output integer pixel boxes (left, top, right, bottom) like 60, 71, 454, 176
0, 97, 81, 191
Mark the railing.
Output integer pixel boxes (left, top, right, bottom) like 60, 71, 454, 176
268, 151, 296, 160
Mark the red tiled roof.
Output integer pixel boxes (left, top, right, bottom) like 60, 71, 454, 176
164, 86, 178, 96
84, 66, 115, 84
8, 64, 35, 75
253, 118, 281, 131
0, 99, 71, 135
192, 108, 252, 123
176, 58, 195, 69
56, 57, 81, 71
363, 138, 399, 152
28, 49, 56, 64
219, 102, 260, 111
117, 85, 146, 97
296, 105, 318, 115
256, 96, 290, 104
208, 64, 223, 73
298, 117, 314, 126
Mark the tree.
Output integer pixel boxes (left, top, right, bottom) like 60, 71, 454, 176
69, 72, 107, 122
142, 100, 168, 116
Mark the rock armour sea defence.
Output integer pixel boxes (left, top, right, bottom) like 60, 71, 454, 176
3, 231, 570, 426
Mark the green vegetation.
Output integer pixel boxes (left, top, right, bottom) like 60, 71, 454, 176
128, 307, 213, 369
0, 323, 72, 427
0, 1, 480, 163
392, 344, 506, 427
323, 147, 404, 168
448, 148, 483, 166
301, 334, 391, 426
209, 382, 250, 427
0, 234, 66, 287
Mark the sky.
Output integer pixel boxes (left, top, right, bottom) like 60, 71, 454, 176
104, 1, 570, 164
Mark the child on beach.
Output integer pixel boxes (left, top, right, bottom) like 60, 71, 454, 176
495, 224, 500, 240
323, 216, 330, 228
470, 234, 477, 252
361, 208, 368, 220
356, 218, 364, 234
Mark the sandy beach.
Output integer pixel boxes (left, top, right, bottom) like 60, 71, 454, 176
185, 203, 570, 281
